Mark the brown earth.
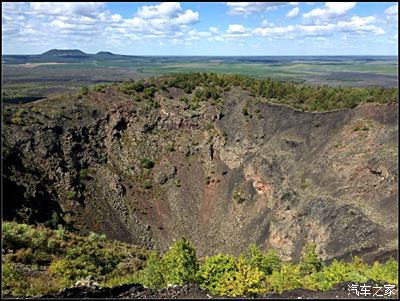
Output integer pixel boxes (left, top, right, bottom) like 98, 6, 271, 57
2, 80, 398, 263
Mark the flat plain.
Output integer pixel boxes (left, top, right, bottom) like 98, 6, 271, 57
2, 54, 398, 104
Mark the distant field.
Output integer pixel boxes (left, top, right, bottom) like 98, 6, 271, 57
2, 55, 398, 103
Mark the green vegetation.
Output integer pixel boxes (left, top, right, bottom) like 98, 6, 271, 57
2, 222, 398, 297
353, 120, 372, 131
2, 221, 149, 297
79, 168, 90, 181
233, 187, 246, 204
66, 190, 77, 200
161, 72, 397, 112
80, 86, 89, 96
93, 83, 108, 92
140, 159, 154, 169
11, 108, 27, 125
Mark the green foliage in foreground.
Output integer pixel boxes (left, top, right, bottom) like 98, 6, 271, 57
2, 221, 398, 297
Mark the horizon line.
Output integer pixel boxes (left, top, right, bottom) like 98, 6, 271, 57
3, 53, 399, 57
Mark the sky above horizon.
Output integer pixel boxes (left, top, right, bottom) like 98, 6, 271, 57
2, 2, 398, 55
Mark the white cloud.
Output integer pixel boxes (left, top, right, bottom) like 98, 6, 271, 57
226, 2, 292, 16
286, 7, 299, 18
209, 27, 219, 34
174, 9, 199, 25
262, 19, 274, 27
337, 16, 384, 35
385, 4, 398, 16
50, 19, 73, 29
111, 14, 122, 22
2, 1, 203, 53
30, 2, 105, 17
297, 24, 336, 36
253, 15, 384, 39
2, 1, 393, 54
253, 25, 296, 37
303, 2, 356, 20
137, 2, 182, 19
385, 4, 398, 26
227, 24, 247, 34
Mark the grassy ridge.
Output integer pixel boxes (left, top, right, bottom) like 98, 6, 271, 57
2, 221, 398, 297
115, 72, 397, 112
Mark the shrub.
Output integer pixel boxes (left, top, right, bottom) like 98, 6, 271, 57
80, 86, 89, 95
162, 238, 198, 286
2, 222, 32, 250
179, 96, 189, 103
79, 168, 90, 181
197, 253, 237, 294
300, 243, 323, 275
55, 225, 66, 240
139, 252, 165, 288
143, 180, 153, 189
218, 256, 267, 297
165, 145, 175, 152
143, 86, 156, 99
141, 159, 154, 169
267, 262, 302, 293
94, 83, 107, 92
246, 244, 282, 275
2, 261, 30, 296
48, 259, 77, 286
88, 232, 107, 242
66, 190, 76, 200
232, 187, 246, 204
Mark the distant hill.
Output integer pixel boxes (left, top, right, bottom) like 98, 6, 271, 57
41, 49, 89, 57
96, 51, 115, 56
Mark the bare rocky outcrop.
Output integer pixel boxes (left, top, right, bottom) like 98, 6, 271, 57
2, 83, 398, 263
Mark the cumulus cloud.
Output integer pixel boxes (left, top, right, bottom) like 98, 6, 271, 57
137, 2, 182, 19
262, 19, 274, 27
209, 27, 219, 34
1, 1, 393, 54
286, 7, 300, 18
227, 24, 247, 34
337, 16, 385, 35
385, 4, 398, 26
303, 2, 356, 20
2, 2, 203, 52
253, 15, 384, 39
29, 2, 105, 17
226, 2, 293, 16
174, 9, 199, 25
385, 4, 398, 16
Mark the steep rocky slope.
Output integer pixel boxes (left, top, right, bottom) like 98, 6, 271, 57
2, 75, 398, 263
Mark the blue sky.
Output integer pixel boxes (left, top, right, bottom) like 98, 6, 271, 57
2, 2, 398, 55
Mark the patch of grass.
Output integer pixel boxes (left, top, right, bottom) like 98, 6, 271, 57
233, 187, 246, 204
11, 108, 27, 125
66, 190, 76, 200
143, 180, 153, 189
79, 168, 90, 181
141, 159, 154, 169
353, 120, 371, 131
